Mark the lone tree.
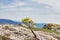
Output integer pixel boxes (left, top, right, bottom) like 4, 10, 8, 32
21, 18, 39, 40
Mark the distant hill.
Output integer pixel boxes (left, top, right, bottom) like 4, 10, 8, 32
0, 19, 21, 24
0, 19, 46, 28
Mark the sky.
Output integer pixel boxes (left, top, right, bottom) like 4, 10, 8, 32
0, 0, 60, 24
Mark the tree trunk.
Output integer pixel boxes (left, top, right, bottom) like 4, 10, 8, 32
29, 26, 39, 40
25, 22, 39, 40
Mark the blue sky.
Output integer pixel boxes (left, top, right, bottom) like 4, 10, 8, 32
0, 0, 60, 24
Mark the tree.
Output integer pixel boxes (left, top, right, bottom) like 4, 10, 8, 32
22, 18, 39, 40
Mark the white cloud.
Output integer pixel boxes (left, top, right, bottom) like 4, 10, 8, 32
31, 0, 60, 15
30, 15, 60, 24
0, 0, 60, 24
32, 0, 60, 9
0, 1, 26, 8
2, 7, 33, 12
0, 12, 60, 24
19, 7, 33, 11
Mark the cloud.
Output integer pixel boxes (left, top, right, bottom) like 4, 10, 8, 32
2, 7, 33, 12
0, 0, 26, 8
0, 12, 60, 24
31, 0, 60, 14
0, 0, 60, 23
0, 0, 60, 15
32, 0, 60, 8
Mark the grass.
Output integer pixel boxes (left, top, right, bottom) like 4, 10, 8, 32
32, 27, 60, 34
56, 37, 60, 40
0, 35, 12, 40
21, 26, 60, 34
2, 36, 12, 40
20, 25, 60, 40
25, 38, 36, 40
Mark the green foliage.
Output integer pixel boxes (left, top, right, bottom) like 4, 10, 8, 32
21, 18, 35, 26
21, 18, 39, 40
22, 18, 29, 23
25, 38, 36, 40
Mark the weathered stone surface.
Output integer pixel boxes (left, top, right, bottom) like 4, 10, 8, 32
43, 23, 60, 30
0, 24, 59, 40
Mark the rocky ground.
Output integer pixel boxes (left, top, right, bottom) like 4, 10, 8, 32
0, 24, 60, 40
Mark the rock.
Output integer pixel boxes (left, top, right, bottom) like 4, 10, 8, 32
43, 23, 60, 30
0, 24, 59, 40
